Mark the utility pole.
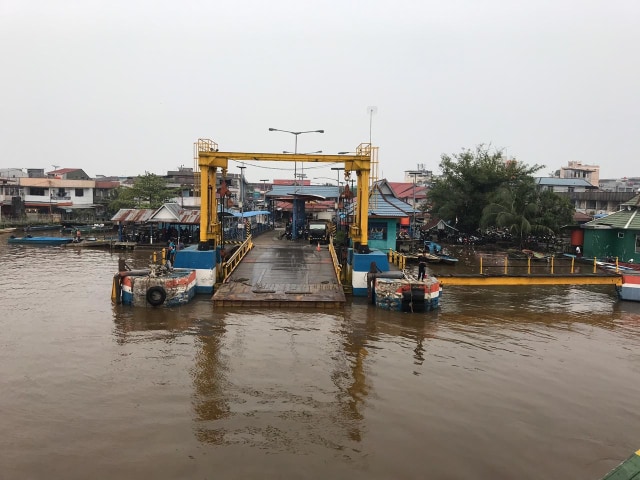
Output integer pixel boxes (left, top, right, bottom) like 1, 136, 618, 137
260, 179, 268, 207
237, 165, 246, 212
407, 171, 420, 245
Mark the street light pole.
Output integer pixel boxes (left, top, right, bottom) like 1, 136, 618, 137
260, 179, 268, 206
268, 128, 324, 185
237, 165, 246, 213
407, 171, 420, 243
331, 167, 344, 232
283, 150, 322, 182
330, 167, 344, 188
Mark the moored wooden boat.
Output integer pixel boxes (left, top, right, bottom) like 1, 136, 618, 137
438, 254, 459, 265
24, 224, 60, 232
64, 237, 115, 248
424, 252, 442, 263
617, 273, 640, 302
522, 249, 548, 261
599, 448, 640, 479
61, 224, 114, 234
0, 227, 17, 234
8, 235, 73, 245
564, 253, 640, 272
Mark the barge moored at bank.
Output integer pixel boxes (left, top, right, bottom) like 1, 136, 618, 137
112, 264, 197, 307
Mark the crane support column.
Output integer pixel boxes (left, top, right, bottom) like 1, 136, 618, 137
198, 150, 229, 248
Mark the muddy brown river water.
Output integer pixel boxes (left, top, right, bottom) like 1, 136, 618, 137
1, 242, 639, 479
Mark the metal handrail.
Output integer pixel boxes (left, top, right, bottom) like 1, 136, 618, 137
328, 237, 342, 285
387, 249, 407, 270
221, 235, 254, 282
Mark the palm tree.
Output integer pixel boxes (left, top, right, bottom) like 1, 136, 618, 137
481, 184, 553, 248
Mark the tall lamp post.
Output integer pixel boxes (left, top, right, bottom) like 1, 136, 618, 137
260, 179, 268, 206
283, 150, 322, 182
268, 128, 324, 184
238, 165, 247, 240
237, 165, 246, 212
260, 179, 269, 230
407, 171, 420, 242
331, 167, 345, 231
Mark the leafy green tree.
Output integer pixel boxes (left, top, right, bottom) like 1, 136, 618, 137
481, 181, 548, 246
428, 145, 544, 232
536, 189, 575, 233
480, 180, 575, 247
107, 172, 177, 213
106, 187, 137, 215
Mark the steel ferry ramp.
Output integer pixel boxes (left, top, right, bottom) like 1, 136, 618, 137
212, 231, 346, 308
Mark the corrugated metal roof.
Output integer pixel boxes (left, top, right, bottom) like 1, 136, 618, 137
111, 208, 155, 223
583, 198, 640, 230
387, 181, 428, 200
422, 218, 458, 231
621, 194, 640, 207
111, 203, 270, 224
368, 190, 413, 218
535, 177, 597, 188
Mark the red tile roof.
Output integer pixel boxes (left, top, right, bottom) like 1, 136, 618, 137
388, 182, 428, 199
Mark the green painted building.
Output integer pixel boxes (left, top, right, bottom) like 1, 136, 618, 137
582, 194, 640, 262
363, 181, 417, 252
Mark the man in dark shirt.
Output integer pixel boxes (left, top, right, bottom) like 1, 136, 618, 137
417, 251, 427, 280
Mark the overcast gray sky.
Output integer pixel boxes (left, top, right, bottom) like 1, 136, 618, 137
1, 0, 638, 184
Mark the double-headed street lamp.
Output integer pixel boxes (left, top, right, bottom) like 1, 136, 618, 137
268, 128, 324, 184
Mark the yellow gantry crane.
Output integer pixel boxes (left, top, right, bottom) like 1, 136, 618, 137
194, 139, 373, 252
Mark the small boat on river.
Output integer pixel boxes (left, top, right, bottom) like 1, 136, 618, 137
563, 253, 640, 272
61, 224, 114, 234
24, 224, 60, 232
0, 227, 17, 234
522, 249, 549, 261
64, 237, 115, 249
617, 273, 640, 302
423, 241, 459, 264
438, 253, 459, 265
8, 235, 73, 245
424, 252, 442, 263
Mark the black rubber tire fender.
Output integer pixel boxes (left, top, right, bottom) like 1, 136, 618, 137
146, 286, 167, 307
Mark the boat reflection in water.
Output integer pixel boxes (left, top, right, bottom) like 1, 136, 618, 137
2, 244, 640, 479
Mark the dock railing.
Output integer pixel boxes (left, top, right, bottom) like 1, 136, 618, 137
328, 237, 342, 285
478, 255, 622, 275
221, 235, 254, 283
387, 249, 407, 270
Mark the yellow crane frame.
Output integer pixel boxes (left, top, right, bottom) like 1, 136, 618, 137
195, 140, 373, 250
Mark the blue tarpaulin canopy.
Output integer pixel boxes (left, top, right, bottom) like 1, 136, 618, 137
218, 209, 271, 218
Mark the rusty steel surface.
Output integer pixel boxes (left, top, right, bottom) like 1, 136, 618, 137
213, 230, 345, 307
110, 208, 156, 223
